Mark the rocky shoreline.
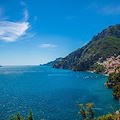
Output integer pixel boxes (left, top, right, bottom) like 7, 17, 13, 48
89, 66, 120, 102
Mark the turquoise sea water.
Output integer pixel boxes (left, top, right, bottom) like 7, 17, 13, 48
0, 66, 119, 120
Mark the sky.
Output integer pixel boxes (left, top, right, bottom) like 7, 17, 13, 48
0, 0, 120, 65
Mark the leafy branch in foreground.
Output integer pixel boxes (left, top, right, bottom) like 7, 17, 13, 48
78, 103, 118, 120
78, 102, 96, 120
98, 113, 117, 120
10, 103, 119, 120
9, 108, 35, 120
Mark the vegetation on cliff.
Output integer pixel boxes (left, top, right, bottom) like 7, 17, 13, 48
106, 67, 120, 99
107, 66, 120, 87
89, 64, 106, 74
112, 85, 120, 99
53, 24, 120, 72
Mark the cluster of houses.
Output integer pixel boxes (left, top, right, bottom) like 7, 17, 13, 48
97, 55, 120, 75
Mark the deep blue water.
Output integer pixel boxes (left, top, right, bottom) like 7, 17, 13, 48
0, 66, 119, 120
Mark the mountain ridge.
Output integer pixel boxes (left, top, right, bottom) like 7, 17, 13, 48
53, 24, 120, 72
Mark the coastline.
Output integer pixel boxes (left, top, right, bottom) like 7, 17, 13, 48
0, 66, 115, 119
87, 70, 109, 76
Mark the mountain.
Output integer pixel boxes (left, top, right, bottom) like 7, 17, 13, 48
53, 24, 120, 72
40, 57, 62, 66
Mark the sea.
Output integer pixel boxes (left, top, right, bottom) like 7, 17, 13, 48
0, 66, 119, 120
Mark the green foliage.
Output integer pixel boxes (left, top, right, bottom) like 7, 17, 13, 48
108, 72, 116, 81
86, 103, 95, 119
9, 103, 119, 120
113, 85, 120, 93
90, 64, 105, 74
78, 103, 96, 120
107, 67, 120, 99
116, 66, 120, 70
98, 113, 117, 120
13, 112, 24, 120
107, 70, 120, 87
112, 85, 120, 98
53, 24, 120, 71
9, 109, 34, 120
28, 108, 34, 120
78, 104, 87, 119
9, 116, 12, 120
78, 103, 118, 120
88, 36, 120, 59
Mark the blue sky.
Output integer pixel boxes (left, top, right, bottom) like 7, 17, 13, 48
0, 0, 120, 65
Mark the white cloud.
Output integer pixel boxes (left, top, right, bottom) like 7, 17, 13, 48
38, 44, 57, 48
0, 7, 32, 42
19, 9, 28, 22
24, 10, 28, 21
0, 21, 29, 42
20, 1, 27, 6
0, 1, 35, 42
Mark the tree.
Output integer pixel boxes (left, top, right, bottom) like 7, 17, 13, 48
13, 112, 24, 120
78, 104, 87, 119
98, 113, 117, 120
86, 103, 95, 119
112, 85, 120, 98
78, 103, 96, 120
9, 116, 12, 120
28, 108, 34, 120
9, 109, 34, 120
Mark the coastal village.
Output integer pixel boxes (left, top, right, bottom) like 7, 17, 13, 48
96, 54, 120, 104
97, 55, 120, 75
96, 55, 120, 119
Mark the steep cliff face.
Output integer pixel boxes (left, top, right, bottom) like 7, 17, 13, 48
53, 24, 120, 71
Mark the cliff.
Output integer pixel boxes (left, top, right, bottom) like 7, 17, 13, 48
53, 24, 120, 72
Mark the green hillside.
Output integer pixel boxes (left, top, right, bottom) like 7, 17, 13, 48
53, 24, 120, 72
